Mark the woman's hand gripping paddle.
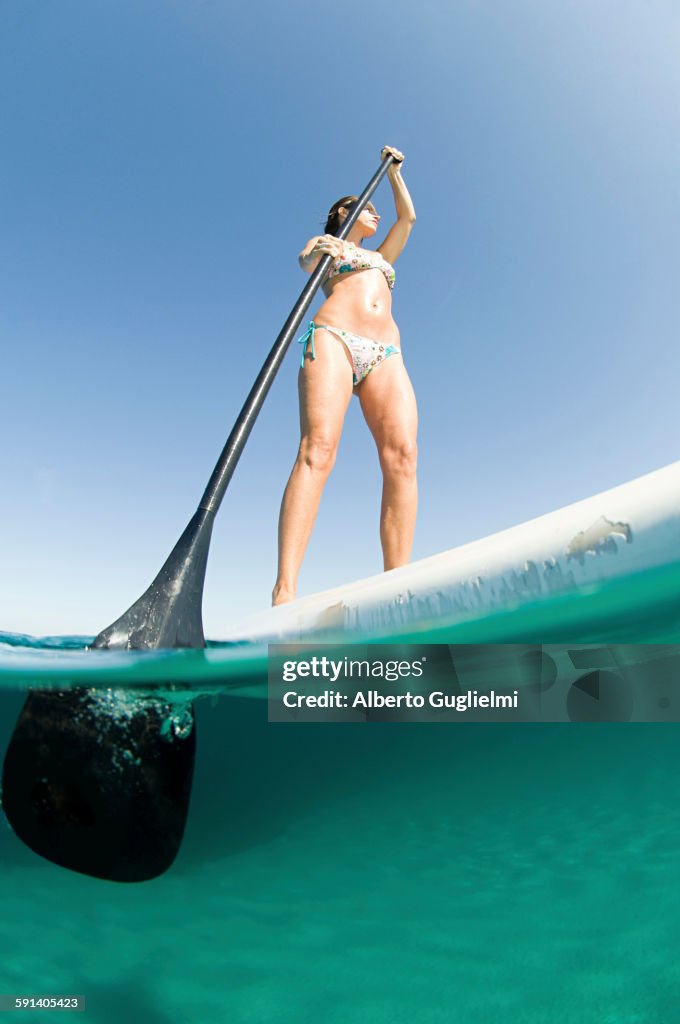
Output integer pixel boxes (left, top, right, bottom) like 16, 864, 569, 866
1, 151, 401, 882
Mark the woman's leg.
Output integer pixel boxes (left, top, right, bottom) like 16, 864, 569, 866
272, 330, 354, 605
357, 355, 418, 570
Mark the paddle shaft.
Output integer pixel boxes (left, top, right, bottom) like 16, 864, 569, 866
198, 151, 398, 515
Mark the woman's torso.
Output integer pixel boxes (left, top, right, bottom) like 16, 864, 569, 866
314, 241, 400, 345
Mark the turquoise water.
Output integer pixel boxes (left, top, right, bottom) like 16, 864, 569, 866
2, 689, 680, 1022
2, 562, 680, 1022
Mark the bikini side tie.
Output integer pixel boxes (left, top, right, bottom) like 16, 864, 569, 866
297, 320, 316, 367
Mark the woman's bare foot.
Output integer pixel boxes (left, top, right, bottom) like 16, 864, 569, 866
272, 583, 296, 607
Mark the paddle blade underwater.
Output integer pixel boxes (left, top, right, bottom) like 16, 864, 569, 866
1, 510, 214, 882
1, 688, 196, 883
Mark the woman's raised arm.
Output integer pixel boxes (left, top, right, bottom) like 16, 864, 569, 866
377, 146, 416, 265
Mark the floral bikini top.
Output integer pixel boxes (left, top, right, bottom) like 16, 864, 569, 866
325, 241, 396, 291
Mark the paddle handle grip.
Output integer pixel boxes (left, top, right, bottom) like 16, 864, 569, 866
198, 151, 398, 514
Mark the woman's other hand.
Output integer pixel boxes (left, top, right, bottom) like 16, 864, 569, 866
311, 234, 346, 258
299, 234, 345, 271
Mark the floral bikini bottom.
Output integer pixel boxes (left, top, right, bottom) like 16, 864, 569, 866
297, 320, 401, 388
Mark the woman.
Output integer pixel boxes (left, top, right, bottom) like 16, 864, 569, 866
272, 145, 417, 607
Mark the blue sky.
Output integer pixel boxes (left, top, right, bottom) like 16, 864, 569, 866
1, 0, 678, 637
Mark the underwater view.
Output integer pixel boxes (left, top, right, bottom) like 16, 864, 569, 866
2, 605, 680, 1022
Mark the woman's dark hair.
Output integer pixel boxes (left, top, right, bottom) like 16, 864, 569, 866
324, 195, 358, 236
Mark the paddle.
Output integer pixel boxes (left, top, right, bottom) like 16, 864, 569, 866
1, 150, 400, 882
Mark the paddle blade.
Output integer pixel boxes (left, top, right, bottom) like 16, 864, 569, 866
1, 688, 196, 882
93, 508, 214, 651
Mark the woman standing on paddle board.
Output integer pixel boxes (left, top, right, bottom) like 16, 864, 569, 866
272, 145, 417, 606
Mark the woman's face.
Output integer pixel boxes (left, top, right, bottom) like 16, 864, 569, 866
339, 202, 380, 236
